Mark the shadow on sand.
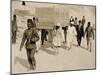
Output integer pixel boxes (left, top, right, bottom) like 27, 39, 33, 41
72, 44, 90, 52
41, 47, 57, 56
14, 56, 29, 69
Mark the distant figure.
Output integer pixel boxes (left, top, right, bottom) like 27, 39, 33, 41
62, 26, 68, 43
32, 17, 36, 28
12, 14, 17, 43
74, 17, 78, 32
82, 16, 86, 26
66, 21, 77, 50
76, 20, 84, 46
74, 17, 78, 26
70, 16, 74, 22
85, 22, 94, 52
36, 29, 41, 51
20, 19, 39, 70
22, 1, 26, 6
41, 29, 48, 45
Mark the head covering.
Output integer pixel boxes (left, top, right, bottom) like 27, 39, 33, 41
56, 23, 61, 26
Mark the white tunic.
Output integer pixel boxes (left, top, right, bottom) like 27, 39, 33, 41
53, 28, 63, 46
66, 26, 77, 48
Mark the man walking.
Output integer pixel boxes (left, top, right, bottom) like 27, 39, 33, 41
82, 16, 86, 26
20, 19, 39, 70
66, 21, 77, 50
12, 14, 17, 43
85, 22, 94, 52
76, 20, 84, 46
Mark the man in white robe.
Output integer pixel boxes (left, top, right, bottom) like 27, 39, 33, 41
66, 21, 77, 50
52, 23, 64, 47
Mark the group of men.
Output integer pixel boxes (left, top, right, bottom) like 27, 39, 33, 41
12, 14, 95, 70
66, 16, 94, 51
51, 16, 94, 52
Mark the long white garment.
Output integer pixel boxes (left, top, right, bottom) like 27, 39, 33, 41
36, 30, 41, 50
53, 28, 63, 47
59, 27, 65, 43
66, 26, 77, 48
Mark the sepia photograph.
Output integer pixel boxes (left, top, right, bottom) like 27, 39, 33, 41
11, 0, 96, 74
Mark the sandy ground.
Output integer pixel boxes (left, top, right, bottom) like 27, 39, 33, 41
12, 36, 95, 74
